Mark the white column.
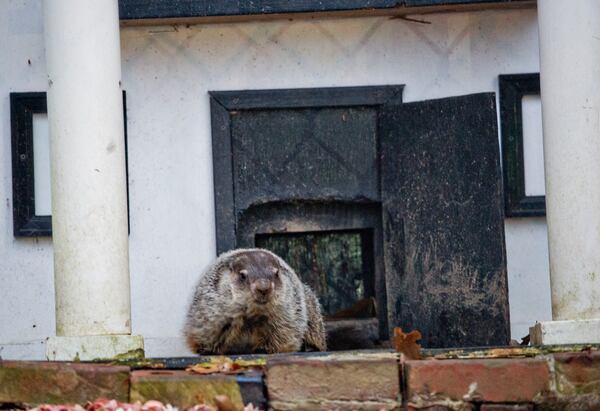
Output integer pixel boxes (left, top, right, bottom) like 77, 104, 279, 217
530, 0, 600, 345
43, 0, 143, 360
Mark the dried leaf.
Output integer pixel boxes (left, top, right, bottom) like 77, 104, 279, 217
187, 357, 265, 375
393, 327, 422, 360
30, 399, 176, 411
28, 398, 262, 411
187, 362, 220, 375
186, 357, 233, 374
187, 406, 215, 411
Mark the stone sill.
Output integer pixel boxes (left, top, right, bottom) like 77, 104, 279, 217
1, 346, 600, 410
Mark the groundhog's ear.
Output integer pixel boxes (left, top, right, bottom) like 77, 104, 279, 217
228, 256, 243, 273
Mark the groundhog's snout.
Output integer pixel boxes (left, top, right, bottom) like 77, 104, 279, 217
251, 278, 274, 303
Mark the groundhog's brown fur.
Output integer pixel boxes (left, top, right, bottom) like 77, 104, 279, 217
184, 248, 327, 354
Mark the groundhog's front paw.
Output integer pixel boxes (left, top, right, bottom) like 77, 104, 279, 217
265, 341, 302, 354
186, 335, 204, 354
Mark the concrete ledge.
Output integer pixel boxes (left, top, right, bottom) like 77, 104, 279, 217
530, 319, 600, 345
46, 335, 144, 361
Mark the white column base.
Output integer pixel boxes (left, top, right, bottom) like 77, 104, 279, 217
46, 335, 144, 361
530, 319, 600, 345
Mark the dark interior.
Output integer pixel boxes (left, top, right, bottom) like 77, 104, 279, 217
211, 86, 510, 349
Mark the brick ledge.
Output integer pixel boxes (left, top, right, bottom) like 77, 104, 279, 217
1, 347, 600, 410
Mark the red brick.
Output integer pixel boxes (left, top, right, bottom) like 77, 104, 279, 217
535, 394, 600, 411
405, 358, 551, 403
553, 351, 600, 395
0, 361, 130, 405
266, 352, 401, 410
480, 404, 533, 411
407, 402, 475, 410
130, 370, 244, 409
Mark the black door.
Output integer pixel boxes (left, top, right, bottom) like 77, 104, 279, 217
379, 93, 510, 348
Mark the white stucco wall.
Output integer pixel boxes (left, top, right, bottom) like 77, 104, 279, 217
0, 0, 550, 359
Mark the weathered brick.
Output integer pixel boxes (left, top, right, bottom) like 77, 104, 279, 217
266, 352, 401, 410
553, 351, 600, 395
405, 358, 551, 404
480, 404, 533, 411
535, 394, 600, 411
0, 361, 130, 405
130, 370, 245, 409
406, 401, 474, 410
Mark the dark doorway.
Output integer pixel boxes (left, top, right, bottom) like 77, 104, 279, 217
210, 86, 510, 349
256, 228, 375, 317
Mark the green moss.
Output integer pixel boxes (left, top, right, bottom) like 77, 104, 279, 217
112, 348, 146, 361
232, 357, 266, 367
91, 348, 157, 367
423, 344, 600, 360
130, 378, 243, 409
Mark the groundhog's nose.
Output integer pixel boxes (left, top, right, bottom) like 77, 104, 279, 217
252, 278, 273, 302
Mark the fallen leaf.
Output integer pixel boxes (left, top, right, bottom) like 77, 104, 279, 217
188, 407, 214, 411
393, 327, 422, 360
187, 357, 265, 375
28, 398, 263, 411
187, 357, 235, 374
143, 401, 168, 411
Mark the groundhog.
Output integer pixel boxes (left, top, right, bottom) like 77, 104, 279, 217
184, 248, 327, 354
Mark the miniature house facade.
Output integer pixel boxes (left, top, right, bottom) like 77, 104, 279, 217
2, 0, 598, 360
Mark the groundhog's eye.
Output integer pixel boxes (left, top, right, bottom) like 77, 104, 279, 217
273, 268, 279, 278
239, 270, 248, 281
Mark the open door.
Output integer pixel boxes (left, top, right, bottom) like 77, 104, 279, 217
380, 93, 510, 348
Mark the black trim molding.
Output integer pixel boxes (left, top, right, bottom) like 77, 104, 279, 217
209, 85, 404, 254
499, 73, 545, 217
119, 0, 532, 21
10, 93, 50, 236
10, 92, 129, 237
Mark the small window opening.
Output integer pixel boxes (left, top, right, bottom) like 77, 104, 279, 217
256, 228, 381, 350
256, 229, 375, 317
